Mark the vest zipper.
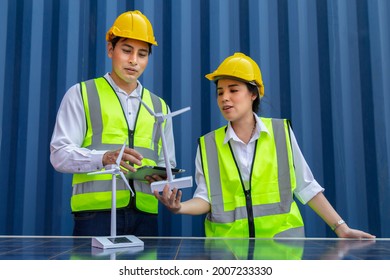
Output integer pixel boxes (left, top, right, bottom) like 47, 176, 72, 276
127, 129, 136, 208
228, 139, 256, 238
246, 139, 258, 238
244, 189, 255, 238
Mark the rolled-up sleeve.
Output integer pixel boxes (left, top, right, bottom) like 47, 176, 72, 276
193, 146, 210, 203
289, 127, 324, 204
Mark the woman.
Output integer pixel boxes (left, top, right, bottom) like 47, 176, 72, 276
155, 52, 375, 239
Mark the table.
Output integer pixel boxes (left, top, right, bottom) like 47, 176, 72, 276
0, 236, 388, 260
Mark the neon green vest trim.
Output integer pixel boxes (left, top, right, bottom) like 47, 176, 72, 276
200, 118, 304, 238
71, 77, 167, 213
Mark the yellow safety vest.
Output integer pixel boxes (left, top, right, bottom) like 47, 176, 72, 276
71, 77, 167, 214
199, 118, 305, 238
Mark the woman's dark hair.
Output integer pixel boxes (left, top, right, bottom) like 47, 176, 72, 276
110, 37, 152, 55
247, 83, 260, 113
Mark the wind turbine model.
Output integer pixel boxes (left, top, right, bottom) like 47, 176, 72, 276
88, 139, 144, 249
138, 97, 193, 192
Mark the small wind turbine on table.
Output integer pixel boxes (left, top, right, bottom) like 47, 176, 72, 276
138, 96, 193, 193
88, 139, 144, 250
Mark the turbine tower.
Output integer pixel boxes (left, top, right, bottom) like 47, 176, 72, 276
88, 139, 143, 249
138, 97, 193, 192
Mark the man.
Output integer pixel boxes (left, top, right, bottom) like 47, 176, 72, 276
50, 10, 176, 236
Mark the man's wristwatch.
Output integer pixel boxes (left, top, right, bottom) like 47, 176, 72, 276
331, 219, 346, 231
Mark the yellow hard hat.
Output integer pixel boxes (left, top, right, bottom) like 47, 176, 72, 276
106, 10, 158, 46
205, 52, 264, 97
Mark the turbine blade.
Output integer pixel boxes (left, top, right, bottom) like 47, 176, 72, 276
119, 172, 135, 196
116, 139, 127, 166
88, 169, 114, 175
164, 107, 191, 119
138, 96, 156, 117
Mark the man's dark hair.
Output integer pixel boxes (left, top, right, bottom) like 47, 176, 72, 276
110, 37, 152, 55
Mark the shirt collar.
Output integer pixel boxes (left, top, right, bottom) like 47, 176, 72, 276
223, 113, 270, 144
104, 72, 143, 98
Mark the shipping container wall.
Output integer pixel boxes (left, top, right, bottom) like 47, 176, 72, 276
0, 0, 389, 237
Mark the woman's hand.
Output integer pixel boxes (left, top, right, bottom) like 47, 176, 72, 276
335, 224, 376, 239
154, 185, 182, 214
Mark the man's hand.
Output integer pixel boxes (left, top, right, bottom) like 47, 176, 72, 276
103, 147, 143, 173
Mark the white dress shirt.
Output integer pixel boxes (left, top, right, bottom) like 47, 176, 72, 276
50, 73, 176, 175
193, 113, 324, 205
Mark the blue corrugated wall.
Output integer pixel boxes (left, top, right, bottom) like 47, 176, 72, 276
0, 0, 389, 237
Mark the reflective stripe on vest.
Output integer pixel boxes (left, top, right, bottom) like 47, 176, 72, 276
71, 77, 167, 213
200, 118, 304, 238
